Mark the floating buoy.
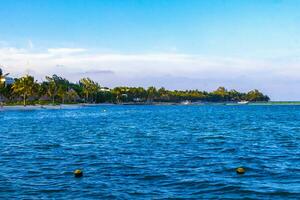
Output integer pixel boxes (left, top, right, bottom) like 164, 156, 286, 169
74, 169, 83, 178
236, 167, 245, 174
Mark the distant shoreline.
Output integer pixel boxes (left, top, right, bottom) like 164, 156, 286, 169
1, 101, 300, 111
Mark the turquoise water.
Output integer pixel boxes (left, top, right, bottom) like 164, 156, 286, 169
1, 105, 300, 199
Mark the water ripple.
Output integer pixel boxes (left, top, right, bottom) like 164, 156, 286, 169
1, 105, 300, 199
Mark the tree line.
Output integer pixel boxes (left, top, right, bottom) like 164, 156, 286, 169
0, 70, 270, 106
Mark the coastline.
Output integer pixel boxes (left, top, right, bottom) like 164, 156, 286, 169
0, 103, 114, 111
1, 101, 300, 111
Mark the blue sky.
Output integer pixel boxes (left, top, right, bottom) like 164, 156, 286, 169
1, 0, 300, 100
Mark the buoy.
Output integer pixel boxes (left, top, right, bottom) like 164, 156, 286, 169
236, 167, 245, 174
74, 169, 83, 178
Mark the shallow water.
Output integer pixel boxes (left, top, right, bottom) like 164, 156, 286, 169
1, 105, 300, 199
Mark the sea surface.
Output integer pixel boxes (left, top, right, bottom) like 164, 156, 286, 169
0, 105, 300, 199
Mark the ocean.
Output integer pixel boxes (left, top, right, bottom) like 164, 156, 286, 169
0, 105, 300, 199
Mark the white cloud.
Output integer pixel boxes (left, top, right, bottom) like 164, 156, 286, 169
28, 40, 34, 49
1, 46, 300, 100
47, 48, 87, 54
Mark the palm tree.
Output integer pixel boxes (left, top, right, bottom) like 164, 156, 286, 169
66, 89, 79, 103
57, 78, 69, 104
147, 86, 157, 102
112, 87, 122, 103
45, 75, 69, 104
12, 75, 38, 106
46, 76, 58, 104
80, 78, 99, 103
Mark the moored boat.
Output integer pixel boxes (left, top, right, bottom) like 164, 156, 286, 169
181, 100, 191, 105
237, 100, 249, 105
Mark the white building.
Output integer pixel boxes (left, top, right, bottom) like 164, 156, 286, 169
100, 87, 110, 92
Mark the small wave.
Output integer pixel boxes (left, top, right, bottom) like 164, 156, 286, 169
139, 174, 169, 181
32, 143, 61, 150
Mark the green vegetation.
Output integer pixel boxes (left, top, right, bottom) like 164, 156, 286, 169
12, 75, 39, 106
0, 69, 270, 106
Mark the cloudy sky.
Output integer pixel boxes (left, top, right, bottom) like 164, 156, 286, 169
1, 0, 300, 100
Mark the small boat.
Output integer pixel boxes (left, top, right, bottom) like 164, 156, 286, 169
181, 100, 191, 105
237, 101, 249, 105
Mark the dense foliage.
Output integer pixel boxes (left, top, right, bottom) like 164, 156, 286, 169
0, 70, 270, 105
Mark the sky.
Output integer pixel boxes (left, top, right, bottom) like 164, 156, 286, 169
1, 0, 300, 100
